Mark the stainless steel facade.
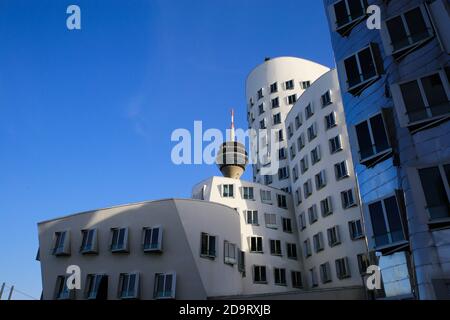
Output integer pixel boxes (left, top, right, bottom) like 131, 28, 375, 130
323, 0, 450, 299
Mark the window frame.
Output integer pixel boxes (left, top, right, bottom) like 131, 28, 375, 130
154, 272, 176, 300
200, 232, 217, 259
142, 226, 163, 253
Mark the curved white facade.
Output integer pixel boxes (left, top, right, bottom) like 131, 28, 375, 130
285, 69, 367, 289
246, 57, 330, 191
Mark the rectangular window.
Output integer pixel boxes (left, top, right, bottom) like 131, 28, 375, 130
383, 5, 434, 58
55, 275, 72, 300
277, 129, 284, 142
265, 213, 278, 229
278, 148, 287, 160
292, 165, 299, 182
321, 90, 332, 107
286, 243, 297, 260
246, 210, 259, 225
305, 103, 314, 119
272, 97, 280, 109
349, 220, 364, 240
260, 190, 272, 203
327, 225, 341, 247
257, 88, 264, 100
315, 170, 327, 190
392, 70, 450, 128
357, 254, 370, 274
258, 103, 265, 115
200, 233, 216, 258
329, 135, 343, 154
325, 112, 337, 130
320, 262, 332, 283
355, 113, 391, 164
311, 145, 322, 165
313, 232, 324, 252
277, 194, 287, 209
111, 228, 128, 253
310, 267, 318, 287
332, 0, 368, 33
297, 133, 306, 151
335, 257, 351, 279
119, 273, 139, 299
292, 271, 303, 288
304, 239, 312, 258
308, 205, 318, 225
299, 212, 307, 230
143, 226, 163, 252
301, 81, 311, 89
342, 44, 381, 94
85, 274, 107, 300
224, 241, 237, 265
285, 79, 295, 90
368, 194, 406, 248
260, 119, 266, 129
52, 231, 70, 256
288, 94, 297, 105
335, 161, 349, 180
307, 123, 317, 142
300, 155, 309, 174
320, 197, 333, 217
341, 189, 357, 209
238, 250, 245, 274
295, 188, 302, 205
274, 268, 287, 286
80, 229, 97, 254
290, 145, 296, 160
242, 187, 254, 200
273, 113, 282, 125
222, 184, 234, 197
418, 164, 450, 221
154, 273, 176, 299
270, 239, 282, 256
270, 82, 278, 93
295, 114, 303, 129
282, 217, 293, 233
288, 123, 294, 138
278, 167, 289, 180
250, 236, 263, 253
304, 179, 313, 198
264, 175, 273, 185
253, 265, 267, 283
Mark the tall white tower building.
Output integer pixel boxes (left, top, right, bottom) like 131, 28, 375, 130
246, 57, 330, 191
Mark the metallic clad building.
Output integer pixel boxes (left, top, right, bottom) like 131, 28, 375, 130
323, 0, 450, 299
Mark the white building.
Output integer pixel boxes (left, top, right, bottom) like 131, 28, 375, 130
285, 69, 368, 289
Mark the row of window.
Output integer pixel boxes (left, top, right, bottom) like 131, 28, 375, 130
249, 79, 311, 106
246, 236, 298, 260
52, 226, 163, 257
55, 272, 175, 300
252, 266, 303, 288
244, 210, 293, 233
220, 184, 288, 208
301, 221, 363, 259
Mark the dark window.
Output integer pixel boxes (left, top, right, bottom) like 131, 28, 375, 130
200, 233, 216, 258
355, 114, 390, 164
253, 266, 267, 283
419, 166, 450, 220
270, 82, 278, 93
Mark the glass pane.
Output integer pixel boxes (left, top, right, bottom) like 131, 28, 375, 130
386, 16, 409, 51
369, 201, 389, 247
384, 196, 404, 243
358, 47, 376, 81
201, 234, 208, 255
370, 114, 389, 154
400, 81, 427, 122
344, 55, 360, 88
128, 274, 135, 294
419, 167, 450, 220
405, 7, 429, 44
421, 74, 449, 117
164, 275, 173, 296
348, 0, 364, 20
334, 0, 349, 27
118, 229, 125, 247
355, 121, 373, 160
156, 275, 164, 296
151, 228, 159, 247
209, 236, 215, 256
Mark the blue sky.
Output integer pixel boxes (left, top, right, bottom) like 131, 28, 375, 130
0, 0, 334, 299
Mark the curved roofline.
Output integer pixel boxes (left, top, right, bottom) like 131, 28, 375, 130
285, 68, 337, 120
37, 198, 238, 225
245, 56, 331, 84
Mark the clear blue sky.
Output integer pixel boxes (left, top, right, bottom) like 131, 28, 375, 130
0, 0, 334, 299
